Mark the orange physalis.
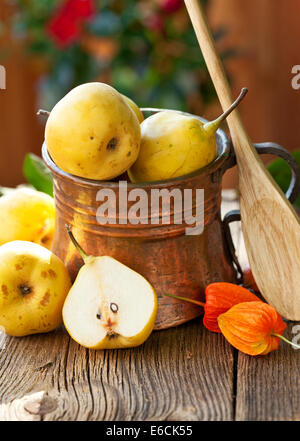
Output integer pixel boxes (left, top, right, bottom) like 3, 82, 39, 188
165, 282, 261, 333
203, 283, 260, 333
217, 301, 289, 356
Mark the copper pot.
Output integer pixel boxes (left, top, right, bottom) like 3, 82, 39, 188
42, 117, 300, 330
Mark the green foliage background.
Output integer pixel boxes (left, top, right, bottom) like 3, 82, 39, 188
10, 0, 233, 111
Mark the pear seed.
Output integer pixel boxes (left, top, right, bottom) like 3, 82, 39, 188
96, 313, 101, 320
110, 303, 118, 313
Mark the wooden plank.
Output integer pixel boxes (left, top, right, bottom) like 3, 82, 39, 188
210, 0, 300, 190
223, 191, 300, 421
4, 193, 298, 421
0, 194, 237, 421
235, 322, 300, 421
0, 320, 235, 421
0, 2, 44, 187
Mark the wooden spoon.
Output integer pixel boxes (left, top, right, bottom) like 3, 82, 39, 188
184, 0, 300, 320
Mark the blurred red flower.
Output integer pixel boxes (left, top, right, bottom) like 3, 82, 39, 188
144, 14, 164, 32
159, 0, 183, 13
66, 0, 96, 19
47, 0, 95, 48
47, 15, 80, 48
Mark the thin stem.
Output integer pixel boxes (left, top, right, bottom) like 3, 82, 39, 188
272, 332, 300, 349
164, 292, 205, 307
217, 88, 248, 124
65, 224, 88, 261
203, 87, 248, 134
37, 109, 50, 117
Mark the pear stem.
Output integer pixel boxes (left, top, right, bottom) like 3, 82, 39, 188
203, 87, 248, 134
164, 292, 205, 308
37, 109, 50, 117
65, 224, 88, 261
272, 332, 300, 350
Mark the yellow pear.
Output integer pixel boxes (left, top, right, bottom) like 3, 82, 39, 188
0, 188, 55, 249
63, 227, 157, 349
128, 89, 247, 183
121, 94, 144, 123
0, 241, 71, 336
45, 82, 141, 180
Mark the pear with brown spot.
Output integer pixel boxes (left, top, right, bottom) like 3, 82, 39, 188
45, 82, 141, 180
0, 241, 71, 336
63, 227, 157, 349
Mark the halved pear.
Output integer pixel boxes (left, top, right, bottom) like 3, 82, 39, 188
63, 228, 157, 349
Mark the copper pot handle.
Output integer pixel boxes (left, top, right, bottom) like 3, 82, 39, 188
222, 141, 300, 282
222, 210, 243, 281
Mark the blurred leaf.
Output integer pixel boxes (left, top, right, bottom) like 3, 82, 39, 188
23, 153, 53, 196
268, 150, 300, 208
88, 12, 121, 36
28, 38, 53, 54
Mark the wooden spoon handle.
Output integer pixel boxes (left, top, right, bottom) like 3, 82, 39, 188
184, 0, 254, 158
185, 0, 233, 107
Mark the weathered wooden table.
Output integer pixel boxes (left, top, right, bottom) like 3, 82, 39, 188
0, 191, 299, 421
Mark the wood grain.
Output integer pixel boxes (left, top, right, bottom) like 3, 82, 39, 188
236, 322, 300, 421
223, 193, 300, 421
210, 0, 300, 151
0, 321, 234, 421
0, 2, 44, 187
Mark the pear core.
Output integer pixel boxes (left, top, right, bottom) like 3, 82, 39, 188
63, 256, 157, 349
